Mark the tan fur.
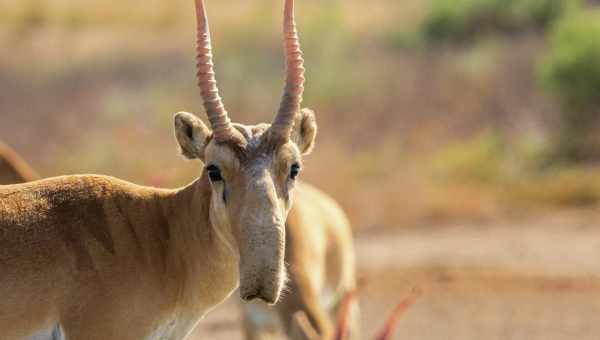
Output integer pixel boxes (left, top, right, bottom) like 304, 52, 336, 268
0, 175, 230, 340
242, 183, 359, 340
0, 111, 317, 340
0, 142, 39, 185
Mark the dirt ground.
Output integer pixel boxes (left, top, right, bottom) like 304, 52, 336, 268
190, 210, 600, 340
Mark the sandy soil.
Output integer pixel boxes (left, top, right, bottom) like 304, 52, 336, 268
190, 211, 600, 339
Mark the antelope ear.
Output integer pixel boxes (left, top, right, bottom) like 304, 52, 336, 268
174, 112, 212, 160
291, 108, 317, 155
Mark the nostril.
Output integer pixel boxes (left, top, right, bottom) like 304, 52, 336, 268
242, 287, 262, 301
263, 295, 277, 305
243, 294, 260, 301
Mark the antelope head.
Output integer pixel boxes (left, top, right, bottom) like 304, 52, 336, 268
173, 0, 316, 305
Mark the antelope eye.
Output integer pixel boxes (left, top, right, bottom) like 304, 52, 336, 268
290, 163, 301, 180
206, 165, 223, 182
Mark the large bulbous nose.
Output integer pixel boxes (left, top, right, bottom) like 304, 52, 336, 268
238, 172, 286, 305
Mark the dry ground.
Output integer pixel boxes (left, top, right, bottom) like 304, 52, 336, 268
190, 210, 600, 340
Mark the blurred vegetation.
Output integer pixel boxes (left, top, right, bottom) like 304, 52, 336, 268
0, 0, 185, 31
397, 0, 580, 45
430, 131, 600, 211
537, 9, 600, 162
1, 0, 599, 230
419, 0, 580, 43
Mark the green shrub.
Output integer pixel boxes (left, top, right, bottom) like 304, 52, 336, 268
538, 10, 600, 111
537, 10, 600, 162
421, 0, 579, 42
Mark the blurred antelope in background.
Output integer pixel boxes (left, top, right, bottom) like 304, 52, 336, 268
0, 0, 317, 339
0, 142, 39, 185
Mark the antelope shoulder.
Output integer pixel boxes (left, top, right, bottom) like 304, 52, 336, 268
0, 174, 234, 340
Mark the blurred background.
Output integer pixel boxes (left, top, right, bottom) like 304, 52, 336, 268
1, 0, 600, 338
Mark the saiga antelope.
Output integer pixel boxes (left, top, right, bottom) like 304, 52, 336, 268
0, 0, 316, 339
1, 145, 360, 340
0, 114, 358, 339
0, 138, 359, 340
0, 142, 39, 185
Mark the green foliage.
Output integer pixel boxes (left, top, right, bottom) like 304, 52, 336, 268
421, 0, 579, 43
538, 10, 600, 111
537, 10, 600, 162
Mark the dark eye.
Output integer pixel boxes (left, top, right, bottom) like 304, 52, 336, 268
290, 163, 301, 180
206, 165, 223, 182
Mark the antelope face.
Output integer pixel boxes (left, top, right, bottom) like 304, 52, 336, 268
175, 0, 309, 304
174, 110, 317, 304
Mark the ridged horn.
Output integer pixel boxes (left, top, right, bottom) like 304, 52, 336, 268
195, 0, 235, 142
271, 0, 306, 140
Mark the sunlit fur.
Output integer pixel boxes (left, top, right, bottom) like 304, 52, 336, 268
0, 110, 317, 340
0, 142, 39, 185
242, 183, 359, 340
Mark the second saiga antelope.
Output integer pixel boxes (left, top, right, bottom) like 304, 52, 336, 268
0, 0, 315, 339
